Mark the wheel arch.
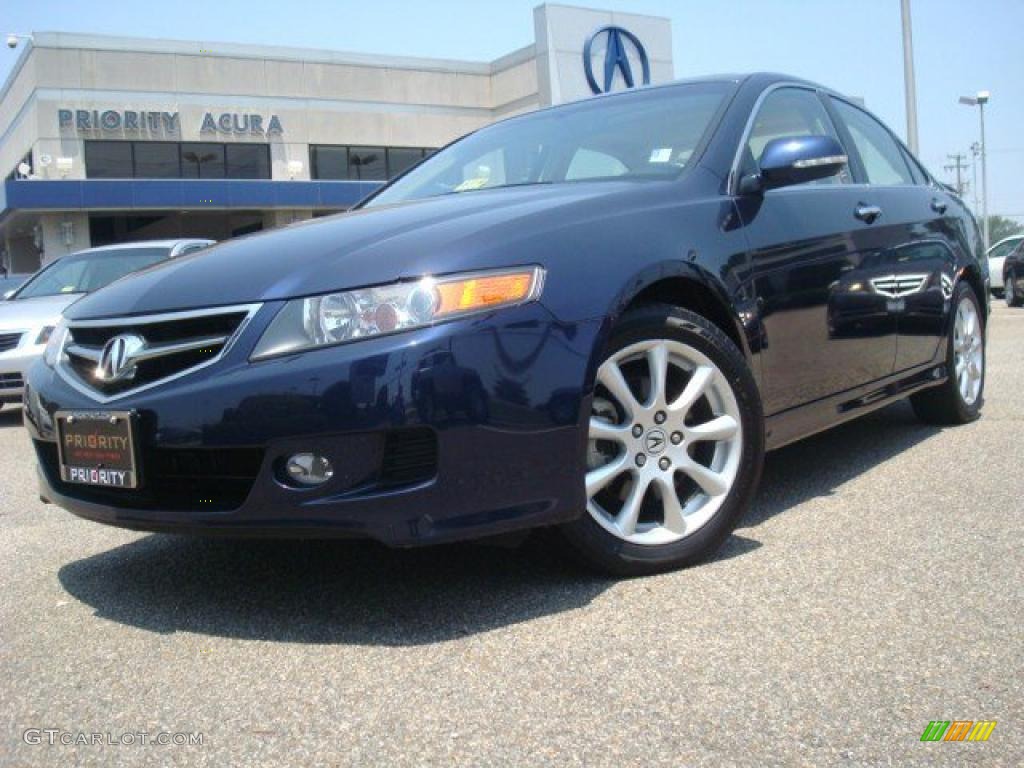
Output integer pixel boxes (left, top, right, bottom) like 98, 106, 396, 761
610, 265, 752, 362
958, 263, 989, 326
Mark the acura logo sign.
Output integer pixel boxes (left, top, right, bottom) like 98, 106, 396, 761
583, 26, 651, 95
96, 334, 146, 382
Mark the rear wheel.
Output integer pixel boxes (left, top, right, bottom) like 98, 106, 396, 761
1006, 271, 1022, 307
910, 283, 984, 424
561, 304, 764, 576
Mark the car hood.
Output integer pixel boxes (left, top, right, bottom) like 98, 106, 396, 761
0, 294, 78, 332
65, 181, 658, 319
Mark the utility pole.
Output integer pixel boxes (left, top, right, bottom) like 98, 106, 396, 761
969, 142, 981, 213
901, 0, 919, 153
944, 153, 969, 197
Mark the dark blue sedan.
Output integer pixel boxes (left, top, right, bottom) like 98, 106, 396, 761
24, 73, 987, 575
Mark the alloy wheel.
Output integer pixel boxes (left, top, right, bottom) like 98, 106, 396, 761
586, 339, 743, 546
953, 296, 983, 406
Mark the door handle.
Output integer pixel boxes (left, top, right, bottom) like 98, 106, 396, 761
931, 198, 948, 214
854, 203, 882, 224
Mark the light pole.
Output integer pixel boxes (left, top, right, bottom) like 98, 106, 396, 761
900, 0, 919, 154
960, 91, 990, 250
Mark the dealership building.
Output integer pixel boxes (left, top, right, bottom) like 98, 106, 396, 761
0, 3, 673, 273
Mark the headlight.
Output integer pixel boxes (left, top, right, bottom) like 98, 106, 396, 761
252, 267, 544, 360
43, 318, 69, 367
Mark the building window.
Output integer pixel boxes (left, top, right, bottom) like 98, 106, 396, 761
347, 147, 386, 180
85, 140, 271, 180
133, 142, 180, 178
310, 145, 435, 181
310, 146, 347, 180
226, 144, 271, 179
84, 141, 134, 178
386, 147, 426, 178
180, 143, 226, 179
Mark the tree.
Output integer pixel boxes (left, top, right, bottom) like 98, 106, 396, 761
986, 215, 1023, 244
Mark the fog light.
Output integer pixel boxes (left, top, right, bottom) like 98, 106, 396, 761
285, 453, 334, 486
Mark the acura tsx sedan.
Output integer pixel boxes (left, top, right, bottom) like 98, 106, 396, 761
24, 73, 987, 575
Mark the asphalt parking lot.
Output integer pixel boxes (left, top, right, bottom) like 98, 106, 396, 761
1, 306, 1021, 767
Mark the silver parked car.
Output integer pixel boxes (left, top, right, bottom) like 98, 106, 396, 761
0, 239, 213, 410
987, 235, 1024, 296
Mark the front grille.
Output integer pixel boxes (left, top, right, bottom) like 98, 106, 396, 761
61, 306, 254, 398
0, 372, 24, 389
35, 440, 263, 512
0, 332, 23, 353
380, 428, 438, 486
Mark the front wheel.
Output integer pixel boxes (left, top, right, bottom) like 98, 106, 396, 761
560, 304, 765, 577
910, 283, 984, 424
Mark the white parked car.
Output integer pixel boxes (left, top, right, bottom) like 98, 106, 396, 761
987, 235, 1024, 295
0, 239, 213, 411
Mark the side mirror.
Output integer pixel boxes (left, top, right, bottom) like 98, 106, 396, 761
740, 135, 848, 194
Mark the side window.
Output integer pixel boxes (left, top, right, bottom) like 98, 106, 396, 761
745, 88, 847, 185
899, 145, 928, 185
831, 99, 914, 185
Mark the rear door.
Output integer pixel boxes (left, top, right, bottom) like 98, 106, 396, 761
827, 97, 957, 373
736, 86, 896, 415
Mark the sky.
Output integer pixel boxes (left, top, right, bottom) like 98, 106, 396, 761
2, 0, 1022, 220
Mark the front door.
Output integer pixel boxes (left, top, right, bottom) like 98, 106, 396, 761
735, 87, 897, 415
826, 97, 958, 374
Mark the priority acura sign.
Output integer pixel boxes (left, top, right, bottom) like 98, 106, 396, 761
59, 108, 179, 133
58, 108, 284, 136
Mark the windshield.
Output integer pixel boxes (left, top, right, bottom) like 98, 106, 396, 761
13, 247, 171, 300
366, 82, 730, 207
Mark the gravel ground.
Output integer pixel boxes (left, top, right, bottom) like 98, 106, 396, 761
1, 306, 1021, 767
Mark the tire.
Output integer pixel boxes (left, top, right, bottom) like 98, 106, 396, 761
910, 282, 985, 425
560, 303, 765, 577
1006, 271, 1023, 307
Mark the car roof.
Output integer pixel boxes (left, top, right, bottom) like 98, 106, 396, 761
69, 238, 215, 256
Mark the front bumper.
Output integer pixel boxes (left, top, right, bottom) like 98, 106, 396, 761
0, 342, 43, 404
25, 301, 603, 546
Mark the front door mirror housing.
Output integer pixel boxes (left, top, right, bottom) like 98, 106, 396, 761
740, 135, 848, 194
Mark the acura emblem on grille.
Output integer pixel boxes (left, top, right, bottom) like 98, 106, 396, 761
59, 304, 258, 402
96, 333, 147, 382
644, 429, 667, 454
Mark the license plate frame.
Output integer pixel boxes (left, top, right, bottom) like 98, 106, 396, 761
55, 410, 140, 489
